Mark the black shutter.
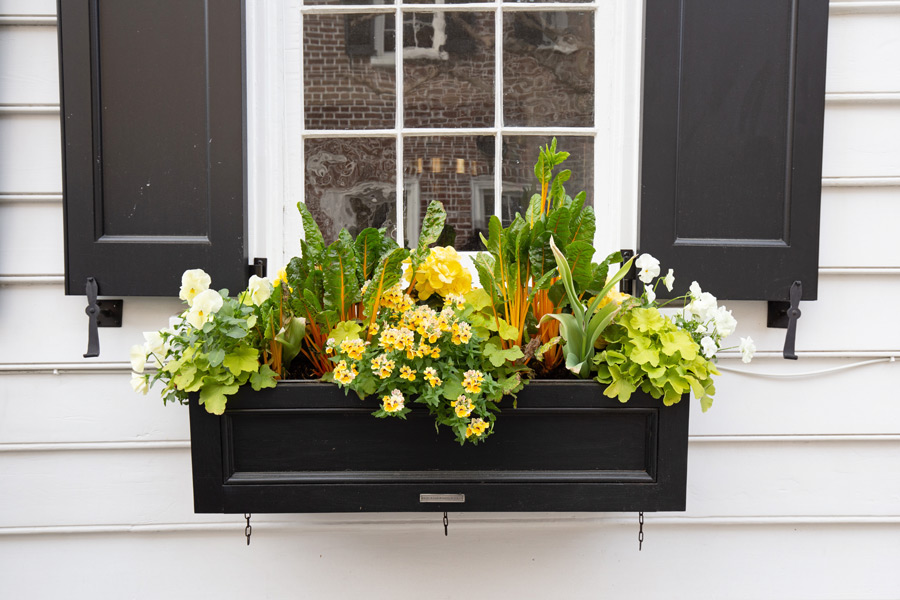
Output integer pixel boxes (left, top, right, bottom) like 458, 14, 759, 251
58, 0, 247, 296
639, 0, 828, 302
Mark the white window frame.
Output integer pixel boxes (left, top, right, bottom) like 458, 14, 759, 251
245, 0, 644, 271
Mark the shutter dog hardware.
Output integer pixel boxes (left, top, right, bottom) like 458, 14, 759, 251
619, 249, 636, 296
766, 281, 803, 360
249, 258, 267, 279
82, 278, 123, 358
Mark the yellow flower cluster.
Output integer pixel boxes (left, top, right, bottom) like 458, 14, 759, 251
444, 293, 466, 310
423, 367, 442, 387
378, 327, 416, 353
399, 365, 416, 381
462, 370, 484, 394
370, 354, 395, 379
466, 418, 489, 438
382, 389, 405, 413
333, 360, 358, 385
451, 394, 474, 418
339, 338, 369, 360
381, 283, 414, 313
451, 322, 472, 345
406, 246, 472, 300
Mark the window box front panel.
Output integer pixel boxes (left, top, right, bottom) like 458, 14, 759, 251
189, 380, 689, 513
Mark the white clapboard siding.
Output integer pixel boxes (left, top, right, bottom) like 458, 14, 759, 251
0, 373, 190, 444
0, 360, 897, 447
822, 102, 900, 178
0, 524, 898, 600
0, 0, 55, 15
1, 276, 897, 367
0, 25, 58, 105
827, 9, 900, 93
0, 200, 63, 276
0, 113, 61, 193
0, 285, 184, 364
0, 441, 897, 529
819, 185, 900, 268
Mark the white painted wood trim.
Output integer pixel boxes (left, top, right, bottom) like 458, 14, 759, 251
830, 0, 900, 15
0, 105, 58, 114
825, 92, 900, 104
0, 441, 191, 453
0, 275, 63, 285
821, 176, 900, 187
1, 515, 898, 538
0, 362, 132, 373
0, 15, 55, 25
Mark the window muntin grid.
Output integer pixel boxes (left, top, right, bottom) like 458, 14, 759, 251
292, 1, 607, 253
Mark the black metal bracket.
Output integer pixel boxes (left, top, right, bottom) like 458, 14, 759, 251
83, 278, 123, 358
619, 249, 636, 295
767, 281, 802, 360
248, 258, 267, 279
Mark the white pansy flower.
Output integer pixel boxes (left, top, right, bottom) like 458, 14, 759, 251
143, 331, 166, 355
129, 344, 147, 374
130, 373, 149, 395
186, 289, 224, 329
247, 275, 274, 306
645, 286, 656, 304
689, 281, 703, 299
635, 254, 661, 284
179, 269, 211, 306
700, 336, 718, 359
662, 269, 675, 292
712, 305, 737, 338
686, 291, 718, 323
739, 336, 756, 364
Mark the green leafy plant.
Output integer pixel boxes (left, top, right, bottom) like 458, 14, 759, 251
129, 271, 287, 414
542, 237, 635, 378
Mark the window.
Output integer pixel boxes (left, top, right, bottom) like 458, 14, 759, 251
252, 0, 644, 269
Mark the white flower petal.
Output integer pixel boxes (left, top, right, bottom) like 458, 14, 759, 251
129, 345, 147, 374
740, 336, 756, 364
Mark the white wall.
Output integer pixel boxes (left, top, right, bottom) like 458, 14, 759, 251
1, 2, 899, 598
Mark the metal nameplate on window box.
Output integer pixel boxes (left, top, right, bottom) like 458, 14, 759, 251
420, 494, 465, 504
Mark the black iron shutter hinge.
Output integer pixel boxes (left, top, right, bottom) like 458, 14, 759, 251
767, 280, 802, 360
82, 277, 123, 358
619, 249, 636, 296
249, 258, 268, 279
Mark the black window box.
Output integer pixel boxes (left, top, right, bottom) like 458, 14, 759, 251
189, 380, 689, 513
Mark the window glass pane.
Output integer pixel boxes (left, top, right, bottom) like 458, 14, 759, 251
305, 138, 397, 244
403, 136, 495, 251
500, 135, 593, 225
404, 11, 495, 128
304, 13, 396, 130
503, 11, 594, 127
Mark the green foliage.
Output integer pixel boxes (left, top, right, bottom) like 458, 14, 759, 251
541, 237, 635, 378
594, 305, 719, 410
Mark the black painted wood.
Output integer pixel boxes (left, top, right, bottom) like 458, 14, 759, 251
189, 380, 690, 513
640, 0, 829, 301
57, 0, 247, 296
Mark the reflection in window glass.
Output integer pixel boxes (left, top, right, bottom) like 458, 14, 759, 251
404, 12, 494, 128
403, 136, 495, 251
503, 12, 594, 127
501, 136, 594, 225
305, 138, 397, 244
304, 14, 396, 130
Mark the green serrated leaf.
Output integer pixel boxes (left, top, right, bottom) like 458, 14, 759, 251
199, 381, 241, 415
222, 346, 259, 376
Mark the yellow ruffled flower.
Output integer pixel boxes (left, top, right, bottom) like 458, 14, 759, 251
595, 289, 631, 311
406, 246, 472, 300
462, 369, 484, 394
466, 418, 489, 438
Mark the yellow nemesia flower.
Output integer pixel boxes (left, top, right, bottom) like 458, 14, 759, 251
399, 365, 416, 381
466, 418, 489, 438
423, 367, 442, 387
333, 360, 358, 385
382, 389, 405, 413
451, 395, 474, 418
462, 369, 484, 394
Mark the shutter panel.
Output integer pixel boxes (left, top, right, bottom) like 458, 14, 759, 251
639, 0, 828, 302
58, 0, 246, 296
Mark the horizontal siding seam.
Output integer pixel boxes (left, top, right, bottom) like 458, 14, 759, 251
2, 435, 898, 454
2, 516, 900, 537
